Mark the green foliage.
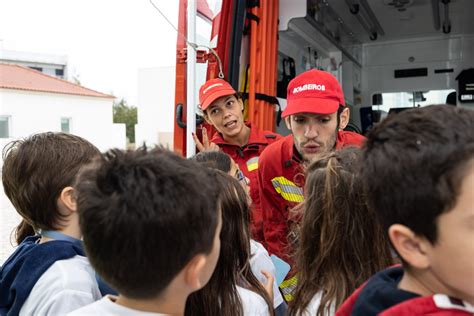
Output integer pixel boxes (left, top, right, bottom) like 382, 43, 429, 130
113, 99, 137, 143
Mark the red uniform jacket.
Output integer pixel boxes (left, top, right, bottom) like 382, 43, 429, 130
257, 131, 366, 266
211, 123, 281, 242
336, 266, 474, 316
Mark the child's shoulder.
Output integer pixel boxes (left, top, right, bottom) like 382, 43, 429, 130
236, 286, 270, 316
21, 255, 101, 315
68, 295, 168, 316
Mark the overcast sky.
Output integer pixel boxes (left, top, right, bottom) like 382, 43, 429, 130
0, 0, 180, 105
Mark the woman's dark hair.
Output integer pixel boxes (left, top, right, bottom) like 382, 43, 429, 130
2, 132, 100, 244
185, 171, 273, 316
191, 151, 232, 173
289, 147, 393, 316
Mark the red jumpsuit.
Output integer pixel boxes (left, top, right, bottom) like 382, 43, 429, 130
258, 130, 366, 262
257, 131, 366, 300
211, 122, 281, 242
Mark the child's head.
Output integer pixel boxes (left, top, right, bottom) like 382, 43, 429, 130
75, 147, 222, 300
290, 147, 392, 316
192, 151, 250, 190
192, 151, 232, 173
2, 132, 100, 243
185, 171, 272, 315
363, 105, 474, 302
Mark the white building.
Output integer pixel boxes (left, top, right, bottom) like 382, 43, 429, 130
0, 63, 126, 152
0, 49, 68, 79
135, 64, 209, 150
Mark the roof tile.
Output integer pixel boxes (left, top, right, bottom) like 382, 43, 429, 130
0, 63, 114, 99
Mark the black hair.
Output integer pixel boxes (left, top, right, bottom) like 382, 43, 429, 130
363, 104, 474, 243
191, 151, 232, 173
75, 146, 221, 298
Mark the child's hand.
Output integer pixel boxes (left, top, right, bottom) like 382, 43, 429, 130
260, 270, 275, 303
192, 127, 220, 152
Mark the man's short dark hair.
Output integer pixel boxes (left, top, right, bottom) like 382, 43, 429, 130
363, 105, 474, 243
75, 147, 220, 299
2, 132, 100, 232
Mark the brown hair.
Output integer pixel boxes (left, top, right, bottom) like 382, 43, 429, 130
2, 132, 100, 244
185, 171, 273, 316
289, 147, 392, 316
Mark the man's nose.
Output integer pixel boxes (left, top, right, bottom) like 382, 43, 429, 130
304, 123, 319, 139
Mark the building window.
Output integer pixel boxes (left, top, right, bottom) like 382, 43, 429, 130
0, 116, 11, 138
29, 66, 43, 72
55, 69, 64, 77
61, 117, 71, 133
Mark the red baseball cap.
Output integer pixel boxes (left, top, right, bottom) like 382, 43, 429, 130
199, 78, 237, 111
282, 69, 345, 117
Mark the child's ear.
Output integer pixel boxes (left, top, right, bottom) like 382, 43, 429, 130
59, 186, 77, 213
389, 224, 431, 269
183, 254, 207, 291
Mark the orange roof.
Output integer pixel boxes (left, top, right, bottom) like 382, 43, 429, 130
0, 63, 114, 99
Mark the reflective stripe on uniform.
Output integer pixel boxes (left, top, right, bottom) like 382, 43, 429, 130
271, 176, 304, 203
246, 156, 259, 171
280, 274, 298, 302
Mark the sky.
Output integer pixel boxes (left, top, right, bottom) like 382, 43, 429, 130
0, 0, 181, 105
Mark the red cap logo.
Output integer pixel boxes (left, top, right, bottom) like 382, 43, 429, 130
199, 78, 236, 110
282, 69, 345, 117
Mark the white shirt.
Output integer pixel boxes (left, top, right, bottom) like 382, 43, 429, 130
250, 240, 284, 308
68, 295, 168, 315
20, 255, 101, 316
237, 286, 271, 316
301, 291, 336, 316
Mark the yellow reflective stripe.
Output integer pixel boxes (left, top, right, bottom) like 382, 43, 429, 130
246, 157, 259, 171
280, 275, 298, 302
271, 176, 304, 203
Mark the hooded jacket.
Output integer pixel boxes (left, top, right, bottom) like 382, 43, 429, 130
336, 266, 474, 316
0, 236, 115, 316
211, 122, 281, 242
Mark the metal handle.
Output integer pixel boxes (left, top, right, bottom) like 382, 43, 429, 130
176, 103, 204, 129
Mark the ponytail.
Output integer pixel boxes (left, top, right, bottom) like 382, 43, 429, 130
14, 219, 36, 244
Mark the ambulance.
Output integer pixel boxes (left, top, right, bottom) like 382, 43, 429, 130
172, 0, 473, 155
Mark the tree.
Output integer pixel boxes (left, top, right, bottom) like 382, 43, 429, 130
113, 98, 137, 143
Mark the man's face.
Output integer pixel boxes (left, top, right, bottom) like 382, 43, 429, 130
285, 109, 349, 162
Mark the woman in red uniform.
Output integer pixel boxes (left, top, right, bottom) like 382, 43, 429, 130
193, 78, 281, 243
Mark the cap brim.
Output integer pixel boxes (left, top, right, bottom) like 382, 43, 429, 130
282, 98, 341, 117
200, 88, 237, 110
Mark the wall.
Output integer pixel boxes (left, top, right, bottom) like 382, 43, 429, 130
135, 66, 176, 148
361, 35, 474, 108
0, 89, 126, 152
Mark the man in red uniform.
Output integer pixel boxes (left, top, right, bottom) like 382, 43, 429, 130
193, 78, 281, 242
257, 69, 365, 300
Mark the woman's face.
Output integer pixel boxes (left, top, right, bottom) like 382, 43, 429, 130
205, 95, 245, 138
